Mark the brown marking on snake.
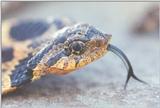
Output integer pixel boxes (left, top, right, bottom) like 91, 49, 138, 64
2, 22, 147, 95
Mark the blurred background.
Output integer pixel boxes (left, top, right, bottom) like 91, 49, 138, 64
2, 2, 160, 108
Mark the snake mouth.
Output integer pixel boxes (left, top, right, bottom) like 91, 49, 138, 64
107, 44, 148, 89
104, 34, 112, 47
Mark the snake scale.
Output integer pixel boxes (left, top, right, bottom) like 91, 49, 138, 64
2, 17, 147, 95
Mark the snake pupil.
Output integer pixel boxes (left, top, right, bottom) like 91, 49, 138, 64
69, 41, 85, 55
73, 43, 82, 51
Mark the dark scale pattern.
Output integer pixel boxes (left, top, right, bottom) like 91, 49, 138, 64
10, 53, 33, 87
8, 24, 107, 88
27, 28, 71, 69
2, 47, 14, 62
27, 41, 55, 69
10, 38, 57, 87
10, 20, 50, 41
47, 50, 67, 66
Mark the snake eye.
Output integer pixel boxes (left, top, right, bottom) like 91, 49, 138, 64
69, 41, 86, 55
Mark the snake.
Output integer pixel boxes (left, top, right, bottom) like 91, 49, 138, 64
2, 18, 147, 95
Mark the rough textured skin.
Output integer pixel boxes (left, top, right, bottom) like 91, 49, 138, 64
17, 24, 110, 86
2, 20, 146, 96
2, 21, 111, 95
2, 20, 146, 95
2, 18, 75, 94
2, 3, 159, 108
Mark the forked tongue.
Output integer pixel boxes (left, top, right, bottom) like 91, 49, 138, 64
107, 44, 148, 89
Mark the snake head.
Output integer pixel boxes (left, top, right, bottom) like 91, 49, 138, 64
45, 23, 112, 74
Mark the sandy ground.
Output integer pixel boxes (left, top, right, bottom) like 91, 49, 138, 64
2, 2, 160, 108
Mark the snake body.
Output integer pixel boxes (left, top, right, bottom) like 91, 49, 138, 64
2, 17, 75, 94
2, 18, 147, 95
